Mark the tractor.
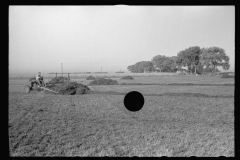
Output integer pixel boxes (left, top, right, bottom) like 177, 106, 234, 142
24, 77, 47, 93
24, 73, 71, 94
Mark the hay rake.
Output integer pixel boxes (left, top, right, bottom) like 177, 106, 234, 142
24, 79, 59, 94
39, 86, 59, 94
24, 72, 72, 94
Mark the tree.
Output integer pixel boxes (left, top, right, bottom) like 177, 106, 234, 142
176, 46, 202, 74
127, 65, 136, 73
127, 61, 155, 73
173, 56, 184, 71
161, 58, 177, 72
151, 55, 178, 72
151, 55, 168, 72
200, 46, 230, 75
169, 56, 179, 72
195, 63, 204, 75
203, 65, 220, 75
144, 64, 155, 73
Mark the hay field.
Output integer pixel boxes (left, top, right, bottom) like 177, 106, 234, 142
9, 72, 177, 79
9, 75, 234, 157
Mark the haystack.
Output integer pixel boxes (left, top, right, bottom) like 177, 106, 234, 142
88, 78, 118, 86
52, 82, 90, 95
221, 73, 234, 78
49, 76, 68, 83
120, 76, 134, 80
86, 75, 95, 80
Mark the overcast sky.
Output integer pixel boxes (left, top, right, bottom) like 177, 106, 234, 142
9, 6, 235, 75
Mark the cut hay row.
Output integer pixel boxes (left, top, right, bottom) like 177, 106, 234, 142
88, 78, 118, 86
221, 74, 234, 78
86, 75, 95, 80
120, 76, 134, 80
48, 76, 69, 83
120, 83, 234, 86
88, 90, 233, 98
46, 82, 91, 95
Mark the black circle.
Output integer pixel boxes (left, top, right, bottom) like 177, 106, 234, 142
124, 91, 144, 112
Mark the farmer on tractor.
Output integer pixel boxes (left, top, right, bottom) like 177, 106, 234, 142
25, 72, 60, 94
36, 72, 44, 87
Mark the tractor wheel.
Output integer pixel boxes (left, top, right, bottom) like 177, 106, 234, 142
24, 85, 31, 93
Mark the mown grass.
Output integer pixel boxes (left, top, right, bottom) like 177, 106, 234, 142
9, 89, 234, 157
117, 75, 234, 85
9, 75, 234, 93
89, 85, 234, 97
10, 74, 235, 84
9, 75, 234, 156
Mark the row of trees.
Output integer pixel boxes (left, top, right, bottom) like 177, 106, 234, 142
127, 46, 230, 75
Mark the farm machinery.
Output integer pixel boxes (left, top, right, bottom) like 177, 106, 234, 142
24, 73, 71, 94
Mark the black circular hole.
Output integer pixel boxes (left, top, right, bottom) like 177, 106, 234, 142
124, 91, 144, 112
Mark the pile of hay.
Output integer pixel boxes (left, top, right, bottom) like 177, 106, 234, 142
221, 73, 234, 78
120, 76, 134, 80
49, 82, 90, 95
88, 78, 118, 86
86, 75, 95, 80
177, 72, 187, 75
49, 76, 69, 83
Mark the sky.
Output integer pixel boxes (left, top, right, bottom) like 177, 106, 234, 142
9, 5, 235, 75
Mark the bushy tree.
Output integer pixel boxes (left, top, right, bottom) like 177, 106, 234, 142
176, 46, 202, 74
127, 61, 155, 73
169, 56, 179, 72
151, 55, 168, 72
202, 66, 220, 75
151, 55, 177, 72
195, 64, 204, 75
127, 64, 138, 73
200, 46, 230, 74
139, 61, 155, 73
127, 46, 230, 75
160, 58, 177, 72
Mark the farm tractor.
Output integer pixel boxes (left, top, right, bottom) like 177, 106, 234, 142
24, 77, 59, 94
24, 73, 71, 94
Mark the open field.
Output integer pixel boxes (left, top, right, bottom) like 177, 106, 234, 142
9, 75, 234, 93
9, 75, 234, 157
115, 75, 234, 84
90, 85, 234, 97
9, 72, 178, 79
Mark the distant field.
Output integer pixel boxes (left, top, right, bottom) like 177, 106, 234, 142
116, 75, 234, 84
9, 72, 177, 79
9, 75, 234, 93
9, 75, 234, 157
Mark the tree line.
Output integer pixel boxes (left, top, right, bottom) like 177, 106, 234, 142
127, 46, 230, 75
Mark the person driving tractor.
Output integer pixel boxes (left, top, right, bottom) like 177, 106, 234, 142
36, 72, 44, 87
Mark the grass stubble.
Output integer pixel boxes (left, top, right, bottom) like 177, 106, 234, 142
9, 76, 234, 157
9, 84, 234, 157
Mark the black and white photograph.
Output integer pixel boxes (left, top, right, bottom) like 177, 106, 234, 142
9, 5, 235, 157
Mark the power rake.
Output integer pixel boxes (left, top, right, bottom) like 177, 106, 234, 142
24, 77, 60, 94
